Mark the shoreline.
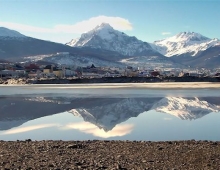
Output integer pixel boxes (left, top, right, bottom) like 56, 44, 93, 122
0, 76, 220, 86
1, 82, 220, 89
0, 140, 219, 169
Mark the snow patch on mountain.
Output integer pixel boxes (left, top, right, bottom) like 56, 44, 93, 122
152, 32, 220, 57
152, 97, 220, 120
68, 38, 80, 46
0, 27, 26, 38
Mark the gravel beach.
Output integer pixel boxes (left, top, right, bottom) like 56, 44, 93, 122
0, 140, 220, 169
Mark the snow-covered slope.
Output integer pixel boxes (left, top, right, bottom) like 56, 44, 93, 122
151, 32, 220, 57
43, 54, 125, 68
66, 23, 158, 56
24, 51, 125, 68
0, 27, 26, 38
120, 55, 182, 69
152, 97, 220, 120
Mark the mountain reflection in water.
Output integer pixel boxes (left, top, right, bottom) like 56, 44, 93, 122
0, 96, 219, 133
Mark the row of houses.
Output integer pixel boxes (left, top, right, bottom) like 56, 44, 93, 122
0, 63, 76, 78
0, 63, 124, 79
1, 62, 220, 79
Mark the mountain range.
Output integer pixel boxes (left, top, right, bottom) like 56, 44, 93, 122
0, 96, 219, 131
0, 24, 219, 68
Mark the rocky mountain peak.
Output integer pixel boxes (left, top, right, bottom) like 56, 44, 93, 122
82, 22, 121, 41
94, 23, 114, 31
175, 31, 210, 42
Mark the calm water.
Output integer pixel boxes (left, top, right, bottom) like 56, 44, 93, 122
0, 84, 220, 141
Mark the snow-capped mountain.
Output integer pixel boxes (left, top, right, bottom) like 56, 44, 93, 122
151, 32, 220, 57
68, 97, 220, 131
152, 97, 220, 120
69, 98, 157, 131
66, 23, 160, 57
0, 27, 26, 38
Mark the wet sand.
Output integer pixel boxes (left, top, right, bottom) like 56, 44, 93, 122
0, 140, 219, 169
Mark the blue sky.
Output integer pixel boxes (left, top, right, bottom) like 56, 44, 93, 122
0, 0, 219, 44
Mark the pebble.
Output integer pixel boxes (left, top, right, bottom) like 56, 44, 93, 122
0, 140, 219, 169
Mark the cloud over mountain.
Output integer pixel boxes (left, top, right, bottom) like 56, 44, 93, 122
0, 16, 132, 34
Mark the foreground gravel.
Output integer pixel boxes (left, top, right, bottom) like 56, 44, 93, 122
0, 140, 220, 169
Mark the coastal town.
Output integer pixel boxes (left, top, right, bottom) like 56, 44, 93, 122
0, 60, 220, 84
0, 61, 220, 80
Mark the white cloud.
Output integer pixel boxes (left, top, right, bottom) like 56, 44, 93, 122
62, 122, 134, 138
161, 32, 171, 35
55, 15, 132, 33
0, 16, 132, 34
2, 124, 58, 135
0, 22, 54, 33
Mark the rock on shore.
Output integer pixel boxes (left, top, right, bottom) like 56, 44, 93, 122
0, 140, 219, 169
0, 78, 37, 85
